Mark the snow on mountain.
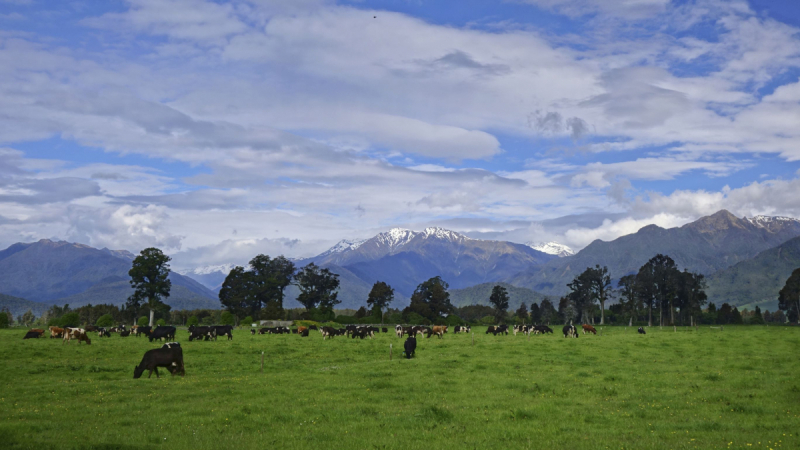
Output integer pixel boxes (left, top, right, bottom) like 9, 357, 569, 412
745, 215, 800, 227
319, 238, 368, 256
421, 227, 471, 241
527, 241, 574, 257
374, 228, 419, 250
182, 263, 235, 276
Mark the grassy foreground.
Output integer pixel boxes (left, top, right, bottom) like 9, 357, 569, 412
0, 326, 798, 449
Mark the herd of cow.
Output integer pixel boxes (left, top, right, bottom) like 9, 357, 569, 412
19, 320, 650, 377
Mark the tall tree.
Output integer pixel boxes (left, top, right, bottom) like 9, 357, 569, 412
617, 274, 641, 326
128, 247, 172, 327
294, 263, 340, 313
557, 296, 576, 325
250, 254, 296, 315
219, 266, 257, 318
405, 276, 453, 322
676, 270, 708, 326
516, 302, 529, 322
539, 298, 557, 325
636, 254, 680, 326
366, 281, 394, 323
489, 285, 510, 324
778, 268, 800, 323
567, 270, 593, 323
529, 302, 541, 324
590, 265, 612, 324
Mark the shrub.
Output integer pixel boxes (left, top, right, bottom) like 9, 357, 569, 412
137, 316, 149, 327
59, 312, 81, 328
201, 316, 214, 325
403, 312, 427, 325
444, 315, 462, 327
156, 318, 166, 326
187, 315, 199, 326
96, 314, 115, 328
481, 315, 496, 325
220, 311, 235, 326
0, 312, 8, 328
243, 315, 254, 326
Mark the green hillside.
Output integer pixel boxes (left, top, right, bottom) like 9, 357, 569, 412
449, 282, 547, 309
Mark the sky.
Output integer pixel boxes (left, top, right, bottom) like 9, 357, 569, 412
1, 0, 800, 271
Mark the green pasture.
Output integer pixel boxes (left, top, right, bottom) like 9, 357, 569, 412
0, 326, 798, 449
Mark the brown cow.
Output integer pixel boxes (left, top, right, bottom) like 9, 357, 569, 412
431, 325, 447, 339
63, 328, 91, 345
297, 326, 308, 334
582, 324, 597, 335
29, 328, 45, 336
49, 326, 65, 338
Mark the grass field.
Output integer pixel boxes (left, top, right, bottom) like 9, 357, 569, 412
1, 325, 798, 449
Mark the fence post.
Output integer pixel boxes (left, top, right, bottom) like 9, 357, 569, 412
260, 351, 264, 374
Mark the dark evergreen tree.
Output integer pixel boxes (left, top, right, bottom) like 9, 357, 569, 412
751, 305, 765, 325
405, 276, 453, 322
294, 263, 340, 313
529, 302, 541, 324
355, 306, 368, 319
778, 268, 800, 323
539, 298, 557, 325
219, 266, 256, 318
366, 281, 394, 321
516, 302, 529, 322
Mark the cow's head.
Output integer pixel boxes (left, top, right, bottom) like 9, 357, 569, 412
133, 365, 145, 379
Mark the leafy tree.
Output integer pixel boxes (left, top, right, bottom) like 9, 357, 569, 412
515, 302, 528, 322
453, 305, 494, 323
0, 309, 9, 328
219, 266, 255, 318
187, 315, 199, 327
676, 270, 708, 326
778, 268, 800, 323
636, 254, 680, 326
717, 303, 733, 324
59, 312, 80, 328
355, 306, 368, 319
242, 315, 254, 326
731, 306, 743, 324
367, 281, 394, 322
405, 276, 453, 323
295, 263, 340, 313
156, 318, 166, 326
617, 274, 641, 326
137, 316, 149, 327
249, 254, 296, 317
128, 247, 172, 327
489, 285, 510, 324
201, 316, 214, 326
539, 298, 557, 325
19, 309, 35, 327
96, 314, 115, 328
220, 311, 235, 326
529, 302, 541, 324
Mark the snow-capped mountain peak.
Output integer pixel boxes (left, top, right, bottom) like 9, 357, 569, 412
745, 215, 800, 228
422, 227, 470, 241
375, 228, 418, 250
527, 241, 574, 257
183, 263, 235, 276
319, 238, 367, 256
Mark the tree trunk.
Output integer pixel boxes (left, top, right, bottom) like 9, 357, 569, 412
600, 300, 605, 325
149, 309, 155, 327
648, 305, 653, 327
628, 316, 632, 327
670, 303, 675, 325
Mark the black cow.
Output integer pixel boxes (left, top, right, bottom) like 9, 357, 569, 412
321, 326, 338, 339
300, 329, 310, 337
638, 327, 646, 335
189, 326, 216, 341
381, 327, 388, 333
309, 325, 318, 330
486, 325, 508, 336
133, 347, 185, 379
119, 330, 131, 337
562, 325, 579, 338
23, 331, 40, 339
533, 325, 553, 334
213, 325, 233, 340
134, 326, 152, 338
149, 326, 176, 342
403, 337, 416, 359
250, 329, 256, 335
351, 327, 374, 339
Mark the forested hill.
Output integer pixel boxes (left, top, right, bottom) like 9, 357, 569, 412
449, 282, 547, 310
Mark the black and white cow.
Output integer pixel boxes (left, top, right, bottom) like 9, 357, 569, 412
161, 342, 180, 349
403, 336, 417, 359
562, 325, 579, 338
453, 325, 471, 333
188, 326, 216, 341
250, 329, 256, 335
321, 326, 338, 339
532, 325, 554, 335
213, 325, 233, 340
638, 327, 646, 335
133, 346, 185, 379
148, 326, 176, 342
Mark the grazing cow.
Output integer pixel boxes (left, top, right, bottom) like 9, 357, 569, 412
49, 326, 65, 339
134, 326, 152, 338
431, 325, 447, 339
532, 325, 553, 335
582, 324, 597, 335
351, 327, 373, 339
403, 337, 417, 359
413, 326, 432, 338
300, 329, 310, 337
381, 327, 388, 333
23, 331, 41, 339
638, 327, 646, 335
29, 328, 45, 336
161, 342, 180, 349
250, 329, 256, 335
188, 326, 216, 341
119, 330, 131, 337
213, 325, 234, 341
562, 325, 578, 338
453, 325, 471, 334
63, 328, 92, 345
321, 326, 338, 340
97, 328, 112, 338
486, 325, 509, 336
148, 326, 177, 342
133, 347, 185, 379
85, 325, 98, 332
309, 325, 318, 330
297, 326, 308, 334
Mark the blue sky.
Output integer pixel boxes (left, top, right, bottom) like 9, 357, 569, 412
1, 0, 800, 269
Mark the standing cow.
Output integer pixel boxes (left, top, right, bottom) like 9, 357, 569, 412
638, 327, 646, 335
562, 325, 579, 338
133, 347, 185, 379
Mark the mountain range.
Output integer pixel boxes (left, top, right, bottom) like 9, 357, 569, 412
2, 210, 799, 317
0, 239, 219, 313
